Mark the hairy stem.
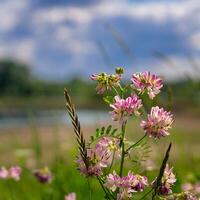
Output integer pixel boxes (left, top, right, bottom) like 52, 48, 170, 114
108, 150, 116, 173
119, 121, 127, 177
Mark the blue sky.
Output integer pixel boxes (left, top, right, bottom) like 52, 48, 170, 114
0, 0, 200, 81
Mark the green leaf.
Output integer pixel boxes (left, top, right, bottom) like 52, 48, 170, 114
100, 127, 105, 135
106, 125, 112, 134
87, 125, 118, 146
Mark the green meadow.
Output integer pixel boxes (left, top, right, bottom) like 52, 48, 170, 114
0, 114, 199, 200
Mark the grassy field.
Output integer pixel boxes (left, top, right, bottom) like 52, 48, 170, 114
0, 114, 199, 200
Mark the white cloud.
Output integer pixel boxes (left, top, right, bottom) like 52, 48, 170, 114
190, 32, 200, 49
34, 6, 92, 26
0, 0, 200, 80
0, 0, 29, 33
34, 0, 200, 26
153, 56, 200, 81
0, 38, 35, 63
32, 0, 200, 54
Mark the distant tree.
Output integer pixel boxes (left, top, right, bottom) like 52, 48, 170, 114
0, 59, 32, 95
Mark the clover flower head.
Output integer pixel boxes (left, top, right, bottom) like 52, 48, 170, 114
33, 167, 52, 183
105, 171, 148, 199
9, 166, 22, 181
110, 95, 142, 123
76, 149, 103, 177
77, 138, 120, 177
90, 72, 121, 94
95, 136, 121, 166
141, 106, 174, 139
0, 167, 9, 179
65, 193, 76, 200
182, 182, 200, 196
133, 174, 148, 192
194, 183, 200, 194
177, 192, 198, 200
0, 166, 22, 181
120, 171, 137, 189
105, 171, 121, 192
153, 164, 176, 196
131, 71, 163, 99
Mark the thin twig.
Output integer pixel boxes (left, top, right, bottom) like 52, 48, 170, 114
119, 121, 127, 177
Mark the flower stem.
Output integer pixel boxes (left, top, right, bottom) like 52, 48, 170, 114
125, 134, 147, 154
97, 176, 115, 200
108, 150, 115, 173
112, 86, 119, 95
119, 121, 127, 177
118, 83, 124, 98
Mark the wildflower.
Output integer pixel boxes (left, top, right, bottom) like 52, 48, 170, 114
153, 164, 176, 196
182, 182, 200, 195
105, 171, 121, 191
65, 193, 76, 200
132, 174, 148, 192
165, 192, 198, 200
90, 72, 121, 94
76, 149, 103, 177
131, 71, 163, 99
141, 106, 174, 139
95, 137, 121, 167
194, 183, 200, 194
0, 166, 22, 181
9, 166, 21, 181
77, 136, 122, 177
105, 171, 148, 199
110, 95, 142, 122
33, 167, 52, 183
181, 192, 199, 200
0, 167, 8, 179
174, 192, 198, 200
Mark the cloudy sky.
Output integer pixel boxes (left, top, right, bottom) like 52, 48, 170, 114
0, 0, 200, 81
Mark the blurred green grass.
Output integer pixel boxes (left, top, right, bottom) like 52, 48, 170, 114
0, 115, 199, 200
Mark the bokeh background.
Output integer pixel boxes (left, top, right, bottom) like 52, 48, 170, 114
0, 0, 200, 199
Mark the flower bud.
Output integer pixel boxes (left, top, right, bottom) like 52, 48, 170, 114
115, 67, 124, 75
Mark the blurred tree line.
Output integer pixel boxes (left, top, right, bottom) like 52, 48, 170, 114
0, 59, 102, 110
0, 59, 96, 97
0, 59, 199, 113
